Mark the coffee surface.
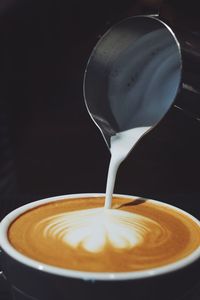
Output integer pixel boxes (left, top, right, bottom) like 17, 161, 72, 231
8, 196, 200, 272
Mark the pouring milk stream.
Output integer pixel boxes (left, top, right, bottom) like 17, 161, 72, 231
104, 127, 150, 209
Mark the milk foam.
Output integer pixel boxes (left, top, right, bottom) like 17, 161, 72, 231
105, 127, 150, 208
37, 208, 162, 253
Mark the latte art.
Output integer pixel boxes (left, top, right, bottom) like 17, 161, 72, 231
36, 208, 165, 253
8, 197, 200, 272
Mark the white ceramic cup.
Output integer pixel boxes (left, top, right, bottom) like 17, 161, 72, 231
0, 193, 200, 300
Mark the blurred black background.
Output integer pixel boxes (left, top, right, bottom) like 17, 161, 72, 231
1, 1, 200, 299
0, 0, 200, 220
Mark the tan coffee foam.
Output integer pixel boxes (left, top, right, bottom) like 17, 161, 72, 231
8, 197, 200, 272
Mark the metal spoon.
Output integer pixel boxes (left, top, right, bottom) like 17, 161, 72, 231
83, 15, 182, 151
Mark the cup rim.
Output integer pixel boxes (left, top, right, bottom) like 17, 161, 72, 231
0, 193, 200, 281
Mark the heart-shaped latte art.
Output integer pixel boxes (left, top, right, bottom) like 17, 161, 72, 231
36, 208, 168, 253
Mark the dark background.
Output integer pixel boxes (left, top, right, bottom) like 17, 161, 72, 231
0, 0, 200, 299
0, 0, 200, 218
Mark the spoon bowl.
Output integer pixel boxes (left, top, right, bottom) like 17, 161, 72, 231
83, 15, 182, 149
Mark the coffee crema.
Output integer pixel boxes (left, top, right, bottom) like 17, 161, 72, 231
8, 196, 200, 272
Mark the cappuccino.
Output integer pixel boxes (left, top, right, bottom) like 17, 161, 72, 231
8, 196, 200, 272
